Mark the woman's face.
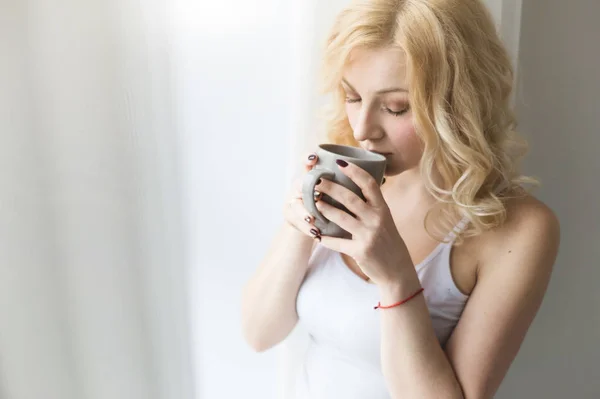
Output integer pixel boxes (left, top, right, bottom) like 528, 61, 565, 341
342, 46, 422, 176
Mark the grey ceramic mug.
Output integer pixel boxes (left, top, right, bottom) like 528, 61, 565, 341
302, 144, 387, 238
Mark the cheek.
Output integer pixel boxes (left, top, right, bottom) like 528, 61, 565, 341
385, 119, 423, 172
387, 119, 419, 149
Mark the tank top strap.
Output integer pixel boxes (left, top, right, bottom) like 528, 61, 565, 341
444, 216, 470, 243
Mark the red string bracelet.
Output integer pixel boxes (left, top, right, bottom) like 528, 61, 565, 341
374, 287, 424, 310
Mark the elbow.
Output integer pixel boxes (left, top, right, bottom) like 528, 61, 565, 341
455, 382, 466, 399
459, 385, 494, 399
249, 342, 272, 353
389, 382, 465, 399
241, 311, 295, 353
243, 331, 275, 353
241, 294, 271, 352
452, 380, 466, 399
241, 318, 276, 353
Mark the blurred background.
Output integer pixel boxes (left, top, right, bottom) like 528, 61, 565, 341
0, 0, 598, 398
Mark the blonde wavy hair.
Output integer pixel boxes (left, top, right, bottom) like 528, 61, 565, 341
320, 0, 537, 243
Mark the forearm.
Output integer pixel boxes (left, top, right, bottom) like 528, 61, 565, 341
379, 272, 464, 399
241, 222, 315, 351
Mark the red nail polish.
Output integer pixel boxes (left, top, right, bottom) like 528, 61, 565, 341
336, 159, 348, 167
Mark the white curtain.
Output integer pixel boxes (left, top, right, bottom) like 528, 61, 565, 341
277, 1, 353, 397
0, 1, 193, 398
0, 0, 518, 398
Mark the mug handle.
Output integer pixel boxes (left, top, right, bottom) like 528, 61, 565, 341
302, 168, 335, 226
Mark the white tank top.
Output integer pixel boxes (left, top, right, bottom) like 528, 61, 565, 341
295, 221, 470, 399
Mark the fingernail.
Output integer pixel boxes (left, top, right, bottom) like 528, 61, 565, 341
336, 159, 348, 167
316, 178, 322, 185
314, 190, 322, 201
304, 216, 312, 223
310, 228, 320, 237
308, 154, 316, 161
314, 235, 321, 242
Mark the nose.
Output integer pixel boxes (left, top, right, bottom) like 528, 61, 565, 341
352, 105, 384, 143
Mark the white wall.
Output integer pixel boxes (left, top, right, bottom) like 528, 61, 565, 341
496, 1, 600, 397
483, 0, 522, 75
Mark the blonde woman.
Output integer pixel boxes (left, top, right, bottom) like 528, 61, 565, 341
242, 0, 560, 397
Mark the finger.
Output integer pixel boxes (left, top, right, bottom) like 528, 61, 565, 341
314, 190, 323, 202
304, 153, 318, 171
303, 214, 315, 225
334, 159, 385, 207
293, 184, 322, 202
292, 199, 321, 239
315, 178, 368, 216
315, 199, 361, 235
319, 235, 354, 257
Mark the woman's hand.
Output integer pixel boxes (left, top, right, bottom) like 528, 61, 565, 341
282, 152, 323, 241
314, 159, 415, 287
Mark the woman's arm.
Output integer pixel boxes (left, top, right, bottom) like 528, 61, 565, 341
377, 272, 464, 398
241, 223, 315, 352
378, 200, 559, 399
302, 160, 559, 397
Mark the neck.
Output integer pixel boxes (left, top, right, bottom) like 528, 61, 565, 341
382, 167, 466, 235
384, 167, 427, 193
382, 167, 438, 213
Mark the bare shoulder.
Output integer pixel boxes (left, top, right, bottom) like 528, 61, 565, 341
476, 194, 561, 273
444, 196, 561, 397
500, 194, 559, 238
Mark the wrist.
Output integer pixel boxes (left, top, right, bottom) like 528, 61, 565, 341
378, 273, 422, 304
283, 222, 315, 245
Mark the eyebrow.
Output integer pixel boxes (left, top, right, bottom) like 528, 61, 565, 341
342, 78, 408, 94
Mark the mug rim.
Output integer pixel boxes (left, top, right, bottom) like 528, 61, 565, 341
318, 144, 386, 162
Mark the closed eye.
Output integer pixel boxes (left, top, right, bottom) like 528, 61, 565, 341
384, 106, 409, 117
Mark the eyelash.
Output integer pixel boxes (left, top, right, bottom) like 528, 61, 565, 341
344, 97, 409, 117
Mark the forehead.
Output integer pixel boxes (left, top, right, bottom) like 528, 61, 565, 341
343, 46, 408, 90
